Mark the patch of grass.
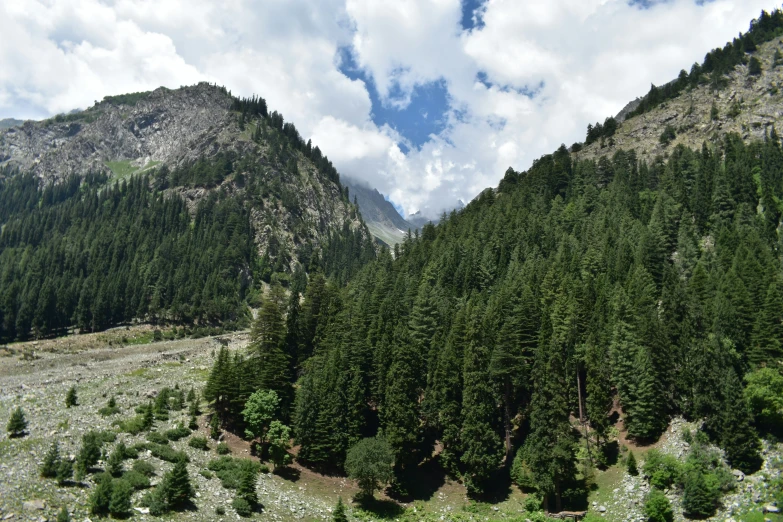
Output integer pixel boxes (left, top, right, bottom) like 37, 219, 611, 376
740, 512, 783, 522
105, 160, 136, 179
125, 368, 151, 379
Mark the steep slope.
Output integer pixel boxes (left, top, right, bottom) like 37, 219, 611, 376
343, 177, 413, 245
575, 21, 783, 161
0, 83, 374, 340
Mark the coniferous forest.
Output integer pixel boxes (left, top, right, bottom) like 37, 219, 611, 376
207, 134, 783, 510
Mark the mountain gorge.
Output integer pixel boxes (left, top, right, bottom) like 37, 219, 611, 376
1, 8, 783, 522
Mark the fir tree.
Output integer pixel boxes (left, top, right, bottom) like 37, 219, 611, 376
40, 441, 61, 478
627, 451, 638, 476
267, 420, 292, 470
89, 473, 113, 516
236, 466, 259, 510
333, 497, 348, 522
6, 406, 27, 437
109, 479, 133, 517
65, 386, 78, 408
460, 307, 503, 496
159, 460, 194, 510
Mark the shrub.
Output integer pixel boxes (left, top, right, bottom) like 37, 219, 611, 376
659, 125, 676, 146
99, 396, 120, 417
208, 456, 261, 489
267, 421, 292, 469
345, 437, 395, 498
122, 470, 151, 489
118, 415, 147, 435
200, 469, 213, 479
644, 489, 673, 522
147, 443, 189, 463
216, 505, 226, 515
165, 423, 191, 441
56, 460, 73, 485
749, 56, 762, 76
216, 442, 230, 455
189, 436, 209, 450
233, 496, 253, 517
132, 459, 156, 477
643, 450, 682, 489
147, 431, 169, 445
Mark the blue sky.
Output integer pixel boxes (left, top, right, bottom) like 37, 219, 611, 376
0, 0, 779, 216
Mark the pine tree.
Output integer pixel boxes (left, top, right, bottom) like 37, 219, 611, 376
251, 284, 293, 417
718, 369, 762, 473
333, 497, 348, 522
107, 444, 125, 476
89, 473, 113, 516
109, 478, 133, 517
160, 460, 194, 509
56, 460, 73, 486
65, 386, 78, 408
6, 406, 27, 437
41, 441, 61, 478
627, 451, 638, 476
381, 324, 423, 477
236, 466, 259, 508
460, 306, 503, 496
750, 278, 783, 364
142, 400, 155, 431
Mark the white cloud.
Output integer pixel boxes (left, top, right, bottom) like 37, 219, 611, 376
0, 0, 779, 217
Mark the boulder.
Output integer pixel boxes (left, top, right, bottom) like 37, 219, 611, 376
22, 500, 45, 511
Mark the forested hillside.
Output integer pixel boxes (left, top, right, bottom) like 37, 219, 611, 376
208, 83, 783, 519
0, 85, 375, 342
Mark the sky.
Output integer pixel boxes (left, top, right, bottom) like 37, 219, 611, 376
0, 0, 779, 218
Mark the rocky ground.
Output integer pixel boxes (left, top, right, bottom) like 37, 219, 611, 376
590, 417, 782, 522
0, 329, 351, 522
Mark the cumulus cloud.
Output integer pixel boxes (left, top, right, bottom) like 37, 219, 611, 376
0, 0, 778, 217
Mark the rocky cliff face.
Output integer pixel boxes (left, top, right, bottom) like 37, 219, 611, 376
0, 83, 364, 270
577, 37, 783, 161
343, 177, 412, 246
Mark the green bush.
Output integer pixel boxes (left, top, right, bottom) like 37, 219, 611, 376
232, 496, 253, 517
118, 415, 147, 435
147, 431, 169, 445
216, 506, 226, 515
207, 456, 261, 489
643, 450, 683, 489
109, 478, 134, 517
644, 489, 673, 522
189, 436, 209, 450
122, 470, 151, 489
132, 459, 156, 477
165, 423, 191, 441
659, 125, 676, 146
146, 443, 189, 463
216, 442, 230, 455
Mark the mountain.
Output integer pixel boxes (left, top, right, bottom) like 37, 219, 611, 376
343, 177, 413, 245
0, 118, 24, 130
0, 82, 374, 340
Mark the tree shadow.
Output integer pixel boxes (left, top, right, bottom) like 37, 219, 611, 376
273, 466, 301, 482
353, 496, 405, 519
385, 455, 446, 502
601, 441, 620, 467
467, 468, 512, 504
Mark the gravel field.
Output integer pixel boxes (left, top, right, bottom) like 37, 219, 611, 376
0, 330, 348, 522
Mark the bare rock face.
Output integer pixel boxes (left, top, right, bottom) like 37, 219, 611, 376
577, 37, 783, 161
0, 83, 246, 181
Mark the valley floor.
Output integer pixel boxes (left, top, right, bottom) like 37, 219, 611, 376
0, 329, 780, 522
